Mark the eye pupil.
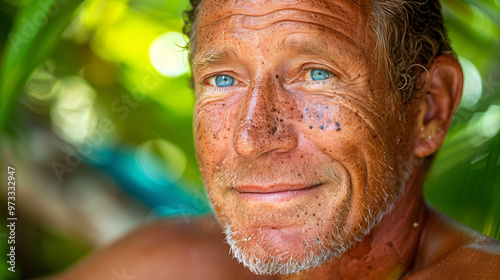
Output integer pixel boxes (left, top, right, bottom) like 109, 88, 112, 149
311, 69, 330, 81
215, 75, 235, 87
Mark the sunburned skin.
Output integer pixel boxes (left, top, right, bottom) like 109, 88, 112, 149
193, 0, 420, 276
50, 0, 500, 279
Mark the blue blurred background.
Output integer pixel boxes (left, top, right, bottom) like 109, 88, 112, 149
0, 0, 499, 278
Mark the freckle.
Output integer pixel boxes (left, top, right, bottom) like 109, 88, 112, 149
301, 115, 304, 119
309, 126, 313, 129
336, 122, 340, 127
320, 125, 324, 130
337, 128, 341, 131
297, 215, 300, 217
272, 107, 276, 112
313, 214, 316, 217
280, 119, 283, 122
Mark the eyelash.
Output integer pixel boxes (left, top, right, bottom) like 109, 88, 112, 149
295, 67, 335, 87
304, 66, 333, 78
200, 74, 242, 93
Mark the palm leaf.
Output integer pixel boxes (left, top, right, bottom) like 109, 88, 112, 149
0, 0, 85, 133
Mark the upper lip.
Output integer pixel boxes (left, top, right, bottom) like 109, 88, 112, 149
235, 183, 322, 193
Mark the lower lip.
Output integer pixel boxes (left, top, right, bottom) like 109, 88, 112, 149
238, 184, 322, 203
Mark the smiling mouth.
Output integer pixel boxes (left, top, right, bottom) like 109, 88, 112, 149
236, 183, 323, 202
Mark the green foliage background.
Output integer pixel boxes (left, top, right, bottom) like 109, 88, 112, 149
0, 0, 499, 278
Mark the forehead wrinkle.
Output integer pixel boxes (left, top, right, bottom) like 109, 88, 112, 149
240, 8, 355, 31
202, 8, 363, 35
198, 9, 367, 56
217, 21, 362, 57
198, 0, 370, 27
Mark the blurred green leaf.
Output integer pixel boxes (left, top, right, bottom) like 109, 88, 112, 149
424, 0, 500, 239
0, 0, 85, 133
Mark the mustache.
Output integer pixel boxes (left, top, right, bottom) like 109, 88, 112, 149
213, 159, 342, 189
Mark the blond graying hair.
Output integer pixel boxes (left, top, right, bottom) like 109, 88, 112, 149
369, 0, 453, 103
182, 0, 453, 104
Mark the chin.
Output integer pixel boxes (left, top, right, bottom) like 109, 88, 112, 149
211, 183, 406, 276
221, 217, 361, 276
214, 196, 364, 276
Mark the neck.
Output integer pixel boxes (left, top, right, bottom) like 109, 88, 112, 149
274, 164, 427, 280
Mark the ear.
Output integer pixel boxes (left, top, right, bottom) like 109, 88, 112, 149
414, 55, 463, 158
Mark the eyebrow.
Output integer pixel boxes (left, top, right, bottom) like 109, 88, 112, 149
278, 36, 331, 56
191, 49, 240, 72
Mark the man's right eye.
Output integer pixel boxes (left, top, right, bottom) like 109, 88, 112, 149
208, 75, 236, 87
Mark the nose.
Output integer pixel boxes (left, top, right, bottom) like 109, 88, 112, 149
232, 77, 298, 159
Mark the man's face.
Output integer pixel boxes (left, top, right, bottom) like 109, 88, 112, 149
192, 0, 420, 275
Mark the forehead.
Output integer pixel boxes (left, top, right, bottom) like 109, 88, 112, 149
195, 0, 373, 51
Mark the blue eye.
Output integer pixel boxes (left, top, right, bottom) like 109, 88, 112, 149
310, 69, 330, 81
215, 75, 235, 87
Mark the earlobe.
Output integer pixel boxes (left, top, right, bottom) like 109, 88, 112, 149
414, 55, 463, 158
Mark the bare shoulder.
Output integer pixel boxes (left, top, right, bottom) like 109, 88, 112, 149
407, 207, 500, 279
50, 215, 252, 280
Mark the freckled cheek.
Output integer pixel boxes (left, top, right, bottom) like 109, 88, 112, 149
298, 103, 345, 133
296, 101, 382, 159
194, 104, 237, 172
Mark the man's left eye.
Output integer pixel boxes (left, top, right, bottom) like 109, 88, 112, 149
309, 69, 330, 81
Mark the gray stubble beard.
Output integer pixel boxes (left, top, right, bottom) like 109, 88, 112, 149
211, 157, 413, 276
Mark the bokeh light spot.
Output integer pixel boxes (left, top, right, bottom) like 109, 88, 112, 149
136, 139, 187, 185
459, 57, 482, 110
149, 32, 189, 78
481, 105, 500, 139
51, 77, 97, 144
